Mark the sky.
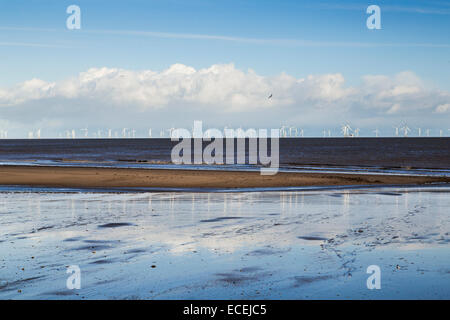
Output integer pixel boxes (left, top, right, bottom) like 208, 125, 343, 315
0, 0, 449, 137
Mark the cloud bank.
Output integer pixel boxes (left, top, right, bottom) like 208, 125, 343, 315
0, 63, 449, 136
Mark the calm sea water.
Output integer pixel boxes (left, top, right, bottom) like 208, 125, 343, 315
0, 138, 449, 169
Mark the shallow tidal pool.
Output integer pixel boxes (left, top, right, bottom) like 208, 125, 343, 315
0, 186, 449, 299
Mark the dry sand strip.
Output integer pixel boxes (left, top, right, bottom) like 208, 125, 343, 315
0, 165, 449, 189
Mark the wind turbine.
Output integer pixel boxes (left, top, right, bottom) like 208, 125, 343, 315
122, 128, 128, 138
80, 128, 88, 138
322, 129, 327, 137
416, 127, 422, 137
400, 123, 411, 137
393, 125, 400, 137
373, 128, 380, 137
280, 126, 287, 138
288, 126, 296, 137
148, 129, 152, 138
36, 129, 41, 139
341, 123, 352, 137
28, 131, 34, 139
71, 130, 76, 139
299, 128, 304, 137
236, 126, 244, 138
354, 128, 360, 137
426, 129, 431, 137
167, 127, 175, 138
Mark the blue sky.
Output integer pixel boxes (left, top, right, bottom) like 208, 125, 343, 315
0, 0, 449, 137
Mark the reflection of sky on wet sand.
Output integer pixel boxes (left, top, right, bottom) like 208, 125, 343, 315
0, 187, 449, 299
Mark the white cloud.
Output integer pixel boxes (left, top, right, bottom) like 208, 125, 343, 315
435, 103, 450, 113
0, 64, 449, 135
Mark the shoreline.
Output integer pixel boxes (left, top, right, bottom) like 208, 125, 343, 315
0, 165, 449, 189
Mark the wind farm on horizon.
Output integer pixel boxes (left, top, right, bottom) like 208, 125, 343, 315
1, 123, 449, 139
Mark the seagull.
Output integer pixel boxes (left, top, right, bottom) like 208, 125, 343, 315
268, 94, 272, 99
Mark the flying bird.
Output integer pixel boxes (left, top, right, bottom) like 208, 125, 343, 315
268, 94, 272, 99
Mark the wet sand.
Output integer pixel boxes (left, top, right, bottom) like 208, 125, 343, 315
1, 187, 449, 299
0, 165, 449, 189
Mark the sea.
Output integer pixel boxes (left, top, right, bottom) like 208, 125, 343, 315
0, 138, 449, 176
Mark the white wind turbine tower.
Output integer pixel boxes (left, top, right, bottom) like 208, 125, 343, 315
108, 129, 112, 138
416, 127, 422, 137
373, 128, 380, 137
288, 126, 296, 137
322, 129, 327, 137
36, 129, 41, 139
148, 129, 152, 138
122, 128, 128, 138
299, 128, 304, 137
280, 126, 287, 138
28, 131, 34, 139
167, 127, 175, 138
426, 129, 430, 137
354, 128, 360, 137
131, 129, 136, 138
236, 126, 244, 138
71, 130, 76, 139
400, 123, 411, 137
393, 125, 400, 137
341, 123, 352, 137
439, 129, 443, 137
80, 128, 88, 138
160, 129, 164, 137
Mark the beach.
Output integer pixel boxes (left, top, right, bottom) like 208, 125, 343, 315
0, 165, 449, 189
0, 139, 449, 300
1, 186, 449, 299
